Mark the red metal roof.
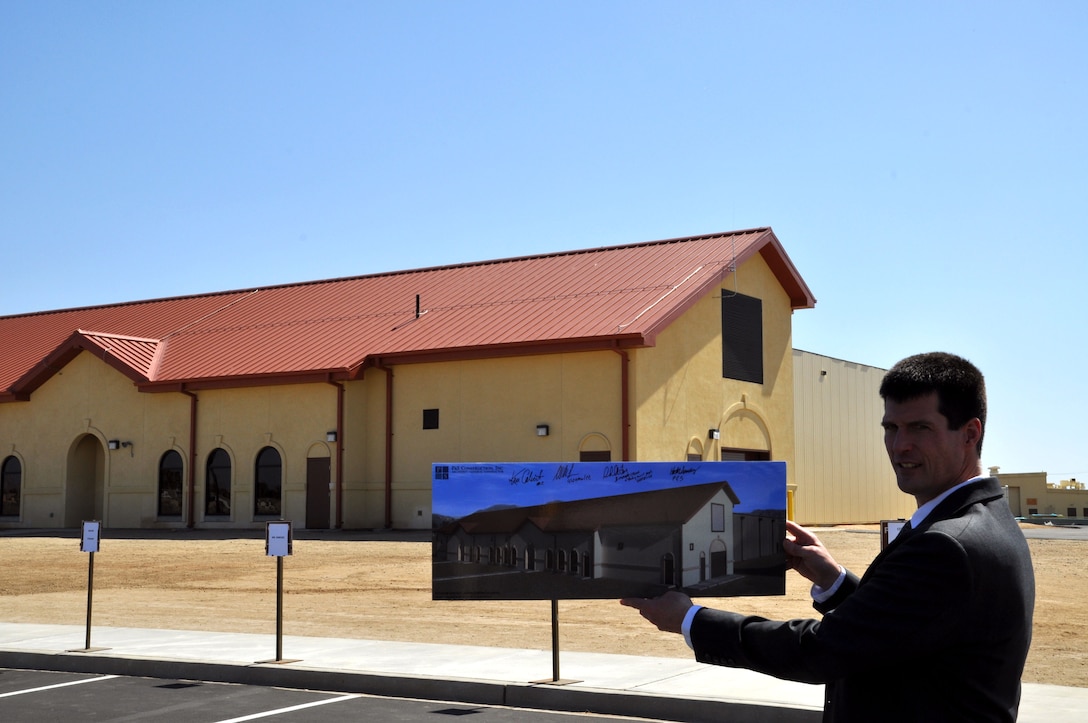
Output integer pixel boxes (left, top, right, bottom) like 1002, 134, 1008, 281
452, 481, 741, 535
0, 228, 814, 400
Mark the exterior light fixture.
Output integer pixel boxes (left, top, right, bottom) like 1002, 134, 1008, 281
536, 424, 550, 437
708, 429, 720, 440
108, 440, 120, 450
326, 431, 338, 443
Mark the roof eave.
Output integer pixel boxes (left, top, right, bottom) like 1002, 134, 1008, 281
366, 335, 648, 367
138, 369, 360, 393
758, 230, 817, 310
9, 331, 151, 398
638, 228, 816, 344
137, 336, 648, 393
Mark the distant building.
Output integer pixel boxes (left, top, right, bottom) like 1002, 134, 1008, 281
791, 351, 913, 524
992, 469, 1088, 520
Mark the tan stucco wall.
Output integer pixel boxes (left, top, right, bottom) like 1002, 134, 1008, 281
0, 352, 189, 528
0, 352, 341, 530
631, 253, 797, 487
354, 352, 623, 529
191, 383, 338, 527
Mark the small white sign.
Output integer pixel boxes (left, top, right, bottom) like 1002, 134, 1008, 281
881, 519, 908, 549
266, 521, 292, 557
80, 520, 101, 553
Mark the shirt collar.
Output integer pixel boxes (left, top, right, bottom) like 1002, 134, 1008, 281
910, 475, 986, 528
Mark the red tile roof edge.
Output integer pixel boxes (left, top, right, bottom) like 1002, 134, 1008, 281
0, 227, 780, 321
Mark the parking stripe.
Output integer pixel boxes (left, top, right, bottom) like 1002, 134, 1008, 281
211, 693, 361, 722
0, 674, 120, 698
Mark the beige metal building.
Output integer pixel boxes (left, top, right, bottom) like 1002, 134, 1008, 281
792, 350, 913, 525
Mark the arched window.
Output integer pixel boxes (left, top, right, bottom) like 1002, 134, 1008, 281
205, 448, 232, 516
525, 544, 536, 571
158, 451, 184, 517
569, 548, 579, 575
254, 446, 282, 517
1, 456, 21, 517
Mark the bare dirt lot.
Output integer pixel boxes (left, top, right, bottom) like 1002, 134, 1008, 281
1, 526, 1084, 688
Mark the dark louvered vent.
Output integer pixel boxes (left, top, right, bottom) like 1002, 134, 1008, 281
722, 292, 763, 384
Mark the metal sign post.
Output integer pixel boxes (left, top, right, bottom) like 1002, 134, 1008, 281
258, 521, 299, 664
532, 599, 581, 686
69, 521, 109, 653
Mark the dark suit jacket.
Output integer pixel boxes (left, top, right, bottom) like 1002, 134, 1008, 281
690, 478, 1035, 722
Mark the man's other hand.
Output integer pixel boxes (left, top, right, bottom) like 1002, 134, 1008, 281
784, 519, 842, 589
619, 591, 693, 634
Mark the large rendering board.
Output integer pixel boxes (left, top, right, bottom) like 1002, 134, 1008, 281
432, 461, 786, 600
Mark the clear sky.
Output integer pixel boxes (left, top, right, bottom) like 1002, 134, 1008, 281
433, 462, 786, 519
3, 2, 1085, 483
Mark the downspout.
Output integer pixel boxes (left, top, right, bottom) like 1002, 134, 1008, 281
328, 380, 345, 529
612, 348, 631, 461
374, 361, 394, 529
182, 389, 198, 529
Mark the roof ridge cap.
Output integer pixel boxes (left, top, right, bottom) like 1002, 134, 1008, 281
76, 329, 162, 343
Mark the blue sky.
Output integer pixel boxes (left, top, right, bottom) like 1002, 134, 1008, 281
3, 2, 1085, 483
433, 462, 786, 519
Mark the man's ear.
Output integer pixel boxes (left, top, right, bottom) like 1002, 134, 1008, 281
962, 418, 983, 450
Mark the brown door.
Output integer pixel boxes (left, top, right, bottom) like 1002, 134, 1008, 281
306, 457, 331, 529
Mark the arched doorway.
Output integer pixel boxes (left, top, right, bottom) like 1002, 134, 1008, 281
661, 553, 676, 587
709, 538, 728, 578
66, 435, 104, 526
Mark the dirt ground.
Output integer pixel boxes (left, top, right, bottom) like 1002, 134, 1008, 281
1, 526, 1084, 688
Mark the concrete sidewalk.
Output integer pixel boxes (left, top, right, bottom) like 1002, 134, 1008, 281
1, 622, 1084, 722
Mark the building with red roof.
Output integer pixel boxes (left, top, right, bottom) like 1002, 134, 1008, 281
0, 228, 816, 530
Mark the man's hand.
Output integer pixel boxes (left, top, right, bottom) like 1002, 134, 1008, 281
619, 590, 693, 634
784, 519, 841, 589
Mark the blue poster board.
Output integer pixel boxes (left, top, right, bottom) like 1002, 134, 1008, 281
432, 461, 786, 600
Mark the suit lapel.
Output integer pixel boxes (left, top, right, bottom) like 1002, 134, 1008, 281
862, 478, 1003, 580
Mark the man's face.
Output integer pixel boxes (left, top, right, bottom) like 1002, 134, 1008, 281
882, 392, 982, 506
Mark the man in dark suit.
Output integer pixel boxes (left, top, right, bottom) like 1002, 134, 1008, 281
622, 352, 1035, 722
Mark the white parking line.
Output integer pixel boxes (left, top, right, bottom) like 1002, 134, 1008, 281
0, 674, 120, 698
211, 693, 361, 722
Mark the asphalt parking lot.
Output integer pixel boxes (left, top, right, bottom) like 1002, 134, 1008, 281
0, 668, 657, 723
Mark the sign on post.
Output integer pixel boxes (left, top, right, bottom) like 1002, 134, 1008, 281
69, 520, 109, 652
80, 520, 100, 553
259, 521, 299, 665
266, 521, 293, 557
